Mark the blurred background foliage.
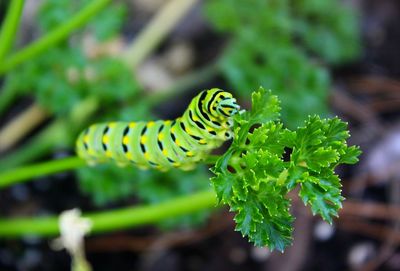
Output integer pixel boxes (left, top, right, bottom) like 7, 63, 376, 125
205, 0, 360, 127
3, 0, 138, 117
0, 0, 359, 230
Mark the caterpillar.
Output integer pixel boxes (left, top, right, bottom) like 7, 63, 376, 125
76, 88, 240, 171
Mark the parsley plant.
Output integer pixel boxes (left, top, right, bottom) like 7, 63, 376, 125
211, 87, 361, 251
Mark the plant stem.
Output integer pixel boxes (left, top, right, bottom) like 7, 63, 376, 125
0, 157, 85, 189
0, 153, 220, 189
0, 103, 49, 152
0, 84, 20, 115
0, 0, 110, 75
123, 0, 199, 69
0, 189, 217, 237
0, 0, 25, 61
204, 155, 220, 165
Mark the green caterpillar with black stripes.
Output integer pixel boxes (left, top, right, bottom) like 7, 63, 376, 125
76, 88, 241, 171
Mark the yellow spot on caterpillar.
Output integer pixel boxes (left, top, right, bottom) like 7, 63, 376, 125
173, 162, 180, 167
170, 126, 175, 133
83, 135, 89, 143
148, 121, 155, 127
106, 150, 112, 157
126, 152, 132, 159
162, 149, 168, 156
165, 120, 171, 125
199, 139, 206, 144
140, 135, 147, 144
187, 151, 194, 157
123, 136, 129, 145
129, 122, 136, 128
102, 135, 109, 144
175, 139, 181, 146
193, 116, 199, 121
158, 133, 164, 140
144, 152, 150, 160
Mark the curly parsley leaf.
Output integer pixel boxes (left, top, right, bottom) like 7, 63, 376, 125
211, 87, 361, 251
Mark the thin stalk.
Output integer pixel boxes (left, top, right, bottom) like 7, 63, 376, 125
0, 157, 86, 189
0, 0, 25, 60
0, 154, 220, 190
123, 0, 199, 69
0, 189, 217, 237
0, 84, 19, 115
204, 155, 220, 165
0, 0, 110, 75
0, 103, 49, 152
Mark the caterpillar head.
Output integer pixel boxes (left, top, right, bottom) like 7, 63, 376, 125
206, 89, 240, 119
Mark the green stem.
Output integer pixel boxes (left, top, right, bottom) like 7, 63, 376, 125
0, 84, 20, 115
123, 0, 199, 69
0, 0, 25, 61
0, 157, 86, 189
204, 155, 220, 165
0, 189, 217, 237
0, 153, 220, 190
0, 0, 110, 75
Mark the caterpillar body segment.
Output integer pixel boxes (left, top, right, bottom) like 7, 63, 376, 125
76, 88, 240, 171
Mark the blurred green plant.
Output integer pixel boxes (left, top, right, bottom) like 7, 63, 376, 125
3, 0, 135, 117
4, 47, 140, 116
38, 0, 126, 41
204, 0, 360, 128
0, 0, 24, 60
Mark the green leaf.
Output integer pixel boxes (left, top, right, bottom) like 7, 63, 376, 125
247, 87, 281, 124
339, 146, 362, 164
299, 174, 343, 223
210, 172, 235, 204
210, 88, 360, 251
306, 147, 339, 172
248, 122, 286, 155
